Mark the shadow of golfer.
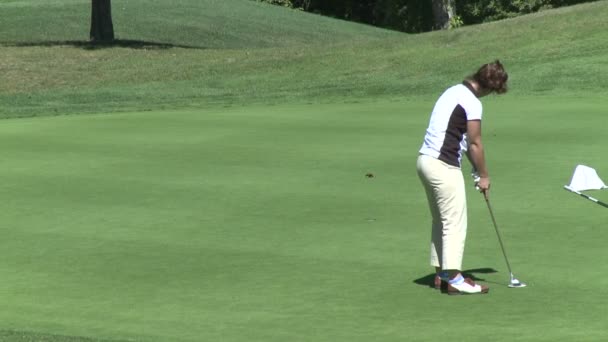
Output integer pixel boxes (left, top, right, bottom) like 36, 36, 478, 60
413, 267, 499, 290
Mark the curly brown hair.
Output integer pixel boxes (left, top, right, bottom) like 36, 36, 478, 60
470, 60, 509, 94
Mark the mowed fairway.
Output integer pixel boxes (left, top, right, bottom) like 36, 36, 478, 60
1, 96, 607, 341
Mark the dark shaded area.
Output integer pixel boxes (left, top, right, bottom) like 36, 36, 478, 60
413, 267, 499, 291
296, 0, 434, 33
262, 0, 601, 33
0, 39, 203, 50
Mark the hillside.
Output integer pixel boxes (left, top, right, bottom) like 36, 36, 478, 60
0, 0, 395, 48
0, 0, 607, 117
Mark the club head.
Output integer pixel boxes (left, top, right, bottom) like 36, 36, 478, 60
508, 276, 527, 288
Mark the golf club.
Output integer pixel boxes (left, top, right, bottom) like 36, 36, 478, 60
564, 185, 608, 208
483, 193, 527, 288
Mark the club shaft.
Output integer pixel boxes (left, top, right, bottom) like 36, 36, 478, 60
485, 197, 513, 275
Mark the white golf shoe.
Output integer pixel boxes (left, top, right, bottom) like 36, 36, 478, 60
447, 277, 489, 295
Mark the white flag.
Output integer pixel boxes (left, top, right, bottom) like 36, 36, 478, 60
566, 165, 607, 191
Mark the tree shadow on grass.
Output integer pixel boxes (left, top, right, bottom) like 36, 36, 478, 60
0, 39, 204, 50
413, 267, 499, 291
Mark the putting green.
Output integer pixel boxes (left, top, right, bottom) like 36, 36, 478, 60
0, 97, 606, 341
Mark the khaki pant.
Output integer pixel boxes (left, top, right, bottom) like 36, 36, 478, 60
416, 154, 467, 271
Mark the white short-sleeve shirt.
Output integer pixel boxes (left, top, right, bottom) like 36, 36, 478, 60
419, 82, 482, 168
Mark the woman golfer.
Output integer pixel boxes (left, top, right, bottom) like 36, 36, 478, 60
416, 60, 508, 295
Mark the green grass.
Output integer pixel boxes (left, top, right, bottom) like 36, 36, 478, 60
0, 0, 394, 48
0, 330, 121, 342
1, 0, 607, 118
1, 0, 608, 341
0, 99, 607, 342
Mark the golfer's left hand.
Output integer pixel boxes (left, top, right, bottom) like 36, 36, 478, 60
477, 177, 490, 197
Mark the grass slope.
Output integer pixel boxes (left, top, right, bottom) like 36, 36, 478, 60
1, 0, 607, 117
0, 0, 394, 48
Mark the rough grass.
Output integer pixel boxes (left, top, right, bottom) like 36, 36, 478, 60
0, 0, 607, 118
0, 0, 394, 48
0, 330, 127, 342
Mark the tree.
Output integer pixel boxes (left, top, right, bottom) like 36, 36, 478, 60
371, 0, 434, 33
90, 0, 114, 43
431, 0, 456, 29
257, 0, 597, 32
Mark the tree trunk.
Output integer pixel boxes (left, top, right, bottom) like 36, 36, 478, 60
90, 0, 114, 43
431, 0, 455, 30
